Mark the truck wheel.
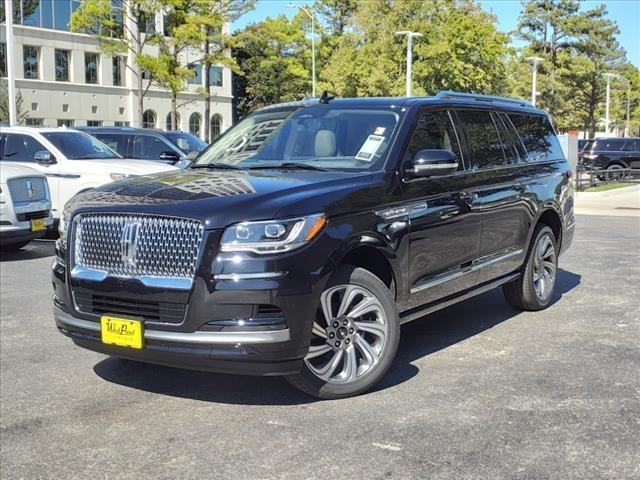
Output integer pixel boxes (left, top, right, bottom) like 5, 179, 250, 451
503, 225, 558, 311
286, 266, 400, 399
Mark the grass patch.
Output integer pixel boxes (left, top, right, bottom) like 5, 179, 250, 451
582, 182, 634, 192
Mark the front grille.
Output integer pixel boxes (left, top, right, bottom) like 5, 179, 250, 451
8, 177, 47, 203
74, 292, 186, 323
17, 210, 49, 221
73, 213, 204, 282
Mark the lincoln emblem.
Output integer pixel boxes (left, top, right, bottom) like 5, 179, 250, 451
120, 221, 141, 265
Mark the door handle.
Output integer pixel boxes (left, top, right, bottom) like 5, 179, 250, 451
513, 182, 525, 192
456, 191, 478, 205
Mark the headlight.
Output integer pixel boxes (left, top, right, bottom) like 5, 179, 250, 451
220, 214, 326, 254
110, 173, 137, 181
58, 204, 71, 238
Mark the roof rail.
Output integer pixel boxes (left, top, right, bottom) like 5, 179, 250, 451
436, 90, 533, 108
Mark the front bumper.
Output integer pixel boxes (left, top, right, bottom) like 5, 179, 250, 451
54, 306, 303, 376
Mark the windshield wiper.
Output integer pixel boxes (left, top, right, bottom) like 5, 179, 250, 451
248, 162, 328, 172
191, 163, 244, 170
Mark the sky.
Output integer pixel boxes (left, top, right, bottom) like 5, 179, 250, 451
232, 0, 640, 67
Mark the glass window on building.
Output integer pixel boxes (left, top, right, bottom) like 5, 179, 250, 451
23, 45, 39, 79
208, 66, 223, 87
210, 114, 222, 140
55, 49, 70, 82
112, 56, 125, 86
114, 121, 130, 127
22, 0, 41, 27
189, 113, 201, 138
142, 110, 156, 129
84, 52, 99, 84
0, 43, 6, 78
87, 121, 102, 127
41, 0, 53, 29
25, 118, 44, 126
142, 69, 151, 80
54, 0, 71, 30
166, 112, 181, 131
187, 64, 201, 85
57, 119, 75, 127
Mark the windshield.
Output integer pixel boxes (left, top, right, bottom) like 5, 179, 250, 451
41, 131, 121, 159
192, 105, 400, 171
165, 132, 207, 153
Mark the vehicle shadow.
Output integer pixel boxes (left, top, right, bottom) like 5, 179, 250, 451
93, 268, 581, 405
0, 239, 55, 262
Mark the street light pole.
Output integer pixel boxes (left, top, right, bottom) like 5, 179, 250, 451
286, 3, 316, 97
396, 31, 423, 97
603, 72, 617, 135
525, 56, 544, 107
4, 0, 18, 126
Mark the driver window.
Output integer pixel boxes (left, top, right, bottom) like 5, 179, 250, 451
2, 134, 47, 162
405, 110, 463, 171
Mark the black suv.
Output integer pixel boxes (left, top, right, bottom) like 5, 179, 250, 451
579, 137, 640, 179
53, 92, 575, 399
77, 126, 195, 167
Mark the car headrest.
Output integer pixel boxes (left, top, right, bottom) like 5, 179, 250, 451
315, 130, 336, 157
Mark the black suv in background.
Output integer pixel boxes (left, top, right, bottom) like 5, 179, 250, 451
579, 137, 640, 178
53, 91, 574, 399
77, 127, 204, 167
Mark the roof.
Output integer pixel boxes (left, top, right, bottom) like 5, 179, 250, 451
254, 90, 545, 115
0, 126, 88, 134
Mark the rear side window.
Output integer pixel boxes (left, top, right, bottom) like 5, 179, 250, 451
93, 133, 128, 156
405, 110, 463, 170
1, 134, 47, 162
621, 140, 638, 152
457, 110, 506, 169
508, 114, 564, 162
594, 139, 625, 151
492, 113, 519, 165
131, 135, 174, 159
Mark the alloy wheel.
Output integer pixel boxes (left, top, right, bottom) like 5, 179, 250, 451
304, 284, 389, 384
532, 233, 557, 301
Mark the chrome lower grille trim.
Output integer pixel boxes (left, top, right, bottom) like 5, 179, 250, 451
72, 213, 204, 288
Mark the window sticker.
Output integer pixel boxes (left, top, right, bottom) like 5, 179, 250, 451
355, 134, 385, 161
374, 126, 386, 135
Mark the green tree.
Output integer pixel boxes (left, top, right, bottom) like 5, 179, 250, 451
71, 0, 165, 127
232, 14, 310, 115
321, 0, 509, 97
0, 81, 28, 125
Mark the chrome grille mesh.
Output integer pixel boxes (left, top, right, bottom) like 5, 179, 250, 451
7, 177, 47, 203
73, 214, 204, 281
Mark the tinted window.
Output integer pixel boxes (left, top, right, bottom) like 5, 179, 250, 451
493, 113, 519, 165
2, 134, 47, 162
85, 52, 99, 84
457, 110, 505, 169
23, 45, 39, 79
55, 49, 70, 82
405, 110, 463, 171
41, 132, 119, 159
131, 135, 173, 159
499, 113, 528, 161
93, 133, 127, 155
508, 114, 564, 162
594, 139, 625, 151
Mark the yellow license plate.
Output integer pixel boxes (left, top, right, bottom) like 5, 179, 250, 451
101, 316, 143, 350
31, 218, 46, 231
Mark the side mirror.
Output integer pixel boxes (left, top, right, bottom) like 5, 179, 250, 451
407, 149, 458, 177
33, 150, 56, 164
159, 151, 181, 163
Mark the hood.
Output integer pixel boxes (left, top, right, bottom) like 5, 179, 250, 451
67, 168, 389, 229
0, 163, 45, 183
71, 159, 178, 176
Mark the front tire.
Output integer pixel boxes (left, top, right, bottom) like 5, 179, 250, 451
286, 266, 400, 399
503, 225, 558, 311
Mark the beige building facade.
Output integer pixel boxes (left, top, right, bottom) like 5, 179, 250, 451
1, 0, 232, 140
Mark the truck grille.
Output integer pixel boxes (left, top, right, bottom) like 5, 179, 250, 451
73, 213, 204, 282
73, 292, 187, 324
7, 177, 47, 203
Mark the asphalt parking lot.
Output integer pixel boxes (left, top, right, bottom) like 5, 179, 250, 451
1, 214, 638, 480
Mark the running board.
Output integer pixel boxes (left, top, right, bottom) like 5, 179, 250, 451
399, 272, 521, 325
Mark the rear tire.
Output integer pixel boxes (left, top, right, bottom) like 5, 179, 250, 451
605, 164, 625, 181
503, 225, 558, 311
286, 266, 400, 399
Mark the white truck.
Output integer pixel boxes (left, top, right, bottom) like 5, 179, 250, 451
0, 127, 177, 221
